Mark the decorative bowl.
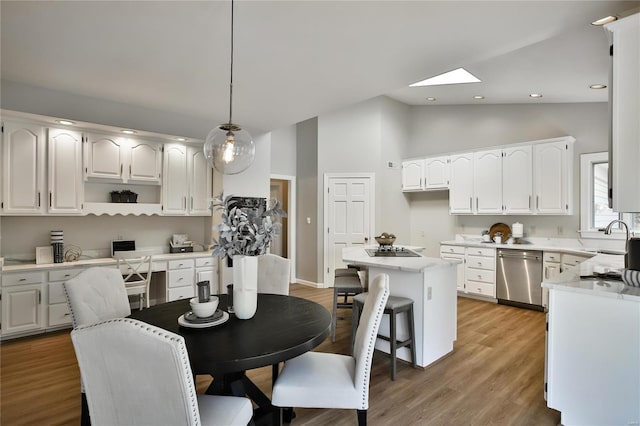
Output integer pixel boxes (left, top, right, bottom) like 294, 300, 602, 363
190, 296, 219, 318
375, 235, 396, 246
621, 269, 640, 288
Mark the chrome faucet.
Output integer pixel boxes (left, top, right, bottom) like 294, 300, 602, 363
604, 220, 630, 267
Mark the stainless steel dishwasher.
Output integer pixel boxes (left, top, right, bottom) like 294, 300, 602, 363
496, 249, 543, 311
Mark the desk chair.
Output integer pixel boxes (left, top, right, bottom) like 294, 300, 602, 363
71, 318, 253, 426
64, 267, 132, 426
272, 273, 390, 426
116, 255, 153, 310
257, 254, 291, 296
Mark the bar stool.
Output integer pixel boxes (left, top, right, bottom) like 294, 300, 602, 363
330, 268, 364, 342
352, 292, 416, 380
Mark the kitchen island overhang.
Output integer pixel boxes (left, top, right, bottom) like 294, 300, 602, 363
342, 246, 459, 368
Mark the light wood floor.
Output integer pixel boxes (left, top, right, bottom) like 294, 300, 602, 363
1, 284, 560, 425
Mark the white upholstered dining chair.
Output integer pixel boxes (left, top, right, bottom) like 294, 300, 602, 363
71, 318, 253, 426
63, 266, 132, 426
116, 255, 153, 310
257, 253, 291, 295
271, 273, 390, 426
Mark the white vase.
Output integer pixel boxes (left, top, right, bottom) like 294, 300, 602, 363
232, 255, 258, 319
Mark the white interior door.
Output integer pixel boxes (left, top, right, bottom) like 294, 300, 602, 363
324, 174, 374, 286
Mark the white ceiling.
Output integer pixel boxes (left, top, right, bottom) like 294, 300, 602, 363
1, 1, 639, 134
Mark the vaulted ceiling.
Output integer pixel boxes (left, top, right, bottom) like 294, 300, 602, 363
2, 1, 638, 134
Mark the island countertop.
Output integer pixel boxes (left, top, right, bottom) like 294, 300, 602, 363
542, 253, 640, 302
342, 246, 456, 273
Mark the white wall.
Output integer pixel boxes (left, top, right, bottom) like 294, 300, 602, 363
1, 215, 209, 259
407, 102, 609, 256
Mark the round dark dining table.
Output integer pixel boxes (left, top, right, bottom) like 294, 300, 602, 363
129, 293, 331, 375
129, 292, 330, 422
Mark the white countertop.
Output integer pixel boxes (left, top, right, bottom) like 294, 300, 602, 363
439, 239, 617, 257
542, 254, 640, 302
342, 246, 456, 273
2, 251, 214, 273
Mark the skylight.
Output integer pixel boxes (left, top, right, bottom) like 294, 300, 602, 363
410, 68, 481, 87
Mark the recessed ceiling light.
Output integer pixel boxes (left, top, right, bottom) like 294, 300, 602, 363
591, 15, 617, 26
177, 137, 187, 142
410, 68, 481, 87
121, 130, 136, 135
56, 119, 75, 125
590, 84, 607, 89
529, 93, 543, 98
473, 95, 485, 100
426, 97, 437, 102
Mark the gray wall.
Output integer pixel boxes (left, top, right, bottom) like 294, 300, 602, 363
295, 118, 319, 283
406, 102, 609, 256
270, 125, 297, 177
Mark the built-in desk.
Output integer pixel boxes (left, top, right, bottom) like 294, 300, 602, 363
1, 251, 218, 340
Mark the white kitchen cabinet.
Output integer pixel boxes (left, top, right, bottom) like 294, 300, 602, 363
48, 128, 83, 214
163, 144, 212, 216
1, 121, 46, 214
533, 139, 573, 215
464, 246, 496, 298
424, 156, 449, 189
542, 251, 561, 310
195, 257, 218, 294
473, 149, 503, 214
167, 258, 195, 301
187, 146, 212, 215
546, 288, 639, 425
503, 145, 533, 214
85, 133, 162, 184
607, 14, 640, 212
440, 245, 465, 291
401, 159, 424, 191
1, 283, 45, 335
560, 253, 591, 273
449, 153, 474, 214
46, 268, 83, 328
162, 143, 189, 214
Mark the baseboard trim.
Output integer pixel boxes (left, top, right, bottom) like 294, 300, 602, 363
295, 278, 323, 288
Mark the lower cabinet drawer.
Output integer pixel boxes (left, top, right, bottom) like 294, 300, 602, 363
466, 281, 495, 297
3, 271, 45, 286
168, 269, 194, 288
48, 303, 72, 327
465, 267, 494, 284
49, 282, 67, 304
168, 286, 195, 302
466, 255, 494, 270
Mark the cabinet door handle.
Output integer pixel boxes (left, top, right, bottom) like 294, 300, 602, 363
545, 266, 549, 279
476, 197, 479, 210
469, 197, 472, 210
37, 192, 41, 208
129, 165, 132, 176
191, 196, 194, 210
19, 278, 26, 282
37, 290, 41, 304
183, 196, 187, 210
536, 195, 539, 209
120, 164, 123, 175
529, 195, 532, 209
49, 191, 52, 207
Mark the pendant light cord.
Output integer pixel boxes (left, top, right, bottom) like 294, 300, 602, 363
228, 0, 234, 126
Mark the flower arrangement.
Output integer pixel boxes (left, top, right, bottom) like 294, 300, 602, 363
211, 193, 287, 260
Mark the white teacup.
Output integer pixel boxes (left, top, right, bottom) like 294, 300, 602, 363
190, 296, 219, 318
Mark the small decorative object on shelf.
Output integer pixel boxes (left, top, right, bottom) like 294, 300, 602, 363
211, 193, 287, 319
110, 190, 139, 203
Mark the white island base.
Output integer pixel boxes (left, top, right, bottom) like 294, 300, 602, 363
343, 247, 458, 368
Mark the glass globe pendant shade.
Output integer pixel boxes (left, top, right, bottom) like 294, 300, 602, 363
204, 123, 255, 175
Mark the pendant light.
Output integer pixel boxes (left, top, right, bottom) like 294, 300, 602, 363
204, 0, 255, 175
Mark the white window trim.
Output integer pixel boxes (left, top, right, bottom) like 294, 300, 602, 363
579, 152, 628, 239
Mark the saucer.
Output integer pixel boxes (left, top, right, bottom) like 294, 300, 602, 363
178, 311, 229, 329
184, 309, 223, 324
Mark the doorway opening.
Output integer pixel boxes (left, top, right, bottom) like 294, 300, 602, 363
270, 174, 296, 282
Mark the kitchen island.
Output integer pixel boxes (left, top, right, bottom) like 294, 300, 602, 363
543, 254, 640, 426
342, 246, 458, 368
